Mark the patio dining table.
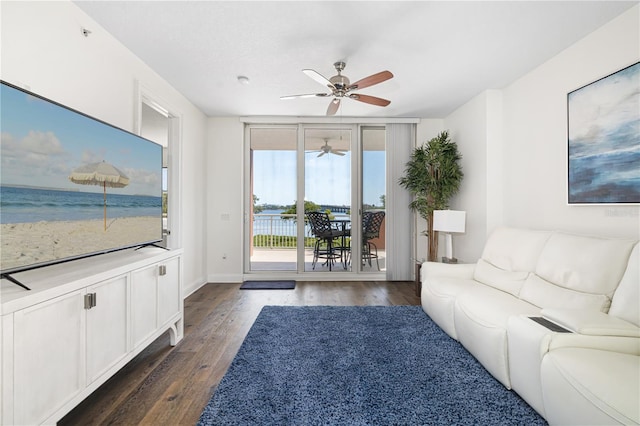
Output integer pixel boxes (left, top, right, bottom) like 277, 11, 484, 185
330, 218, 351, 269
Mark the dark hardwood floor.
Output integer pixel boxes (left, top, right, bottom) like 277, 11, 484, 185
60, 281, 420, 425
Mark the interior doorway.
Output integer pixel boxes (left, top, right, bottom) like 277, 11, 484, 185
137, 88, 181, 249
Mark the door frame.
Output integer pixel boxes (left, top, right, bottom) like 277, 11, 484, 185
134, 81, 182, 250
243, 122, 385, 281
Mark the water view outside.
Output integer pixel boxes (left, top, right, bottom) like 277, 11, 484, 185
253, 209, 350, 248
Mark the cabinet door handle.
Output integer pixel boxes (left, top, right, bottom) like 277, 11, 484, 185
84, 293, 97, 309
159, 265, 167, 276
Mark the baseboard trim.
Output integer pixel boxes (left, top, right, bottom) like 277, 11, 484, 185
183, 278, 208, 298
207, 273, 244, 284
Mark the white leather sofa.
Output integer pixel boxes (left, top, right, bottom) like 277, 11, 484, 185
421, 227, 639, 425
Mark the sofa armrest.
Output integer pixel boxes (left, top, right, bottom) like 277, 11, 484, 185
421, 261, 475, 282
544, 333, 640, 356
542, 308, 640, 337
540, 308, 640, 355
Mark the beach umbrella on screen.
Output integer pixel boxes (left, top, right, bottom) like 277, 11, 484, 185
69, 161, 130, 231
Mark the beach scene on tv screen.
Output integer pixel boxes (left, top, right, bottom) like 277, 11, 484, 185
0, 83, 163, 273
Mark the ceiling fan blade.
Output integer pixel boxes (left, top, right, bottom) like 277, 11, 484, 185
303, 69, 336, 90
349, 94, 391, 107
280, 93, 329, 100
326, 98, 340, 116
317, 151, 326, 157
331, 150, 346, 156
348, 71, 393, 91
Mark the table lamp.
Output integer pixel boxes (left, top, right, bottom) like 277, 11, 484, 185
433, 210, 466, 263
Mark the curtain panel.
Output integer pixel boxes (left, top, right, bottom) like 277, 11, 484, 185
385, 123, 416, 281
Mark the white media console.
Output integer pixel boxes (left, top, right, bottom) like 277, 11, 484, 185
0, 247, 183, 425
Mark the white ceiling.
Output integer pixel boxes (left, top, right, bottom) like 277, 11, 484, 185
74, 1, 636, 118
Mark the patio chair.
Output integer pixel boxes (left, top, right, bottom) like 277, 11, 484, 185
362, 211, 385, 270
306, 211, 347, 271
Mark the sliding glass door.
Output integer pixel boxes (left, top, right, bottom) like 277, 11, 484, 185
248, 127, 298, 271
303, 127, 352, 272
245, 123, 386, 277
360, 127, 386, 272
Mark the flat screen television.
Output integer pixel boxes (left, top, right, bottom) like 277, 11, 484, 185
1, 80, 164, 284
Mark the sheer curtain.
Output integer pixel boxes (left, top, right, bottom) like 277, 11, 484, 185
385, 123, 416, 281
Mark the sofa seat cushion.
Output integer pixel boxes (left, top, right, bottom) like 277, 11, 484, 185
421, 276, 482, 340
541, 348, 640, 425
454, 285, 540, 388
426, 276, 482, 299
456, 284, 540, 328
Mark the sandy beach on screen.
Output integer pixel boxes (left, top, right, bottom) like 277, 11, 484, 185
1, 216, 161, 271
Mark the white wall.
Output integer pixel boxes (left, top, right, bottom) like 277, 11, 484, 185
444, 91, 498, 262
206, 118, 245, 282
1, 1, 209, 293
502, 5, 639, 239
443, 5, 639, 261
417, 97, 504, 264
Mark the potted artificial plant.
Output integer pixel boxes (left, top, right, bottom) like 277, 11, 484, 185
399, 130, 463, 262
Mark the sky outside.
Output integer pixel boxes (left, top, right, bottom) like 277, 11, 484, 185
1, 83, 162, 197
253, 149, 385, 207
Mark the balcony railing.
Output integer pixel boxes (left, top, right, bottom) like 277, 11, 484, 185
253, 213, 315, 249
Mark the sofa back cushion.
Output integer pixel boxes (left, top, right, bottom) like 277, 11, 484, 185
535, 232, 637, 297
609, 243, 640, 327
480, 227, 551, 272
473, 259, 529, 296
520, 274, 610, 311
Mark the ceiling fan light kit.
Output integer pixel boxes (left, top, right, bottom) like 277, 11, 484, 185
282, 61, 393, 115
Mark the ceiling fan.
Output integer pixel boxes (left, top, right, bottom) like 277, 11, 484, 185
281, 61, 393, 115
309, 139, 346, 157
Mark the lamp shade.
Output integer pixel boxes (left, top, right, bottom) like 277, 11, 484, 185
433, 210, 466, 233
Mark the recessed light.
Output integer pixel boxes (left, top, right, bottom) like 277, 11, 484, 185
237, 76, 250, 85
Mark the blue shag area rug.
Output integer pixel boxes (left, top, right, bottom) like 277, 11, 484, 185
198, 306, 546, 425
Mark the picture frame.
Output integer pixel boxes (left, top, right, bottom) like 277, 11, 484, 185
567, 61, 639, 204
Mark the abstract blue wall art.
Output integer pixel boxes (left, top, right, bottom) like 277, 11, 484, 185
568, 62, 639, 204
